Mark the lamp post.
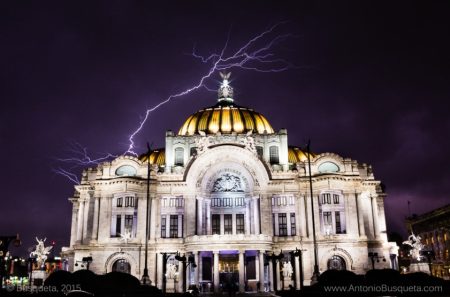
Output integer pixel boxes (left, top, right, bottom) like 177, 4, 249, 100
290, 247, 306, 290
266, 251, 283, 291
141, 143, 152, 285
175, 252, 197, 293
368, 252, 386, 270
306, 141, 320, 284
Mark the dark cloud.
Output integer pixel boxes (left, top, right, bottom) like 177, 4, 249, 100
1, 1, 449, 255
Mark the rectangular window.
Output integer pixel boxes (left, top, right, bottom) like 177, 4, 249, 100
212, 214, 220, 234
190, 147, 197, 156
290, 213, 296, 236
125, 215, 133, 232
236, 214, 245, 234
224, 214, 232, 234
235, 198, 244, 207
269, 146, 279, 164
116, 197, 123, 207
321, 194, 331, 204
125, 196, 135, 207
116, 215, 122, 236
323, 211, 332, 224
256, 146, 263, 158
170, 215, 178, 238
335, 212, 342, 234
161, 215, 166, 238
333, 194, 339, 204
272, 214, 276, 235
175, 148, 184, 166
278, 213, 287, 236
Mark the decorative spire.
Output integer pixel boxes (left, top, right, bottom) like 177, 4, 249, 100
218, 72, 234, 102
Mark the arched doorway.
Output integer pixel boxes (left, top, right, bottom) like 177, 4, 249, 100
112, 259, 131, 273
327, 255, 346, 270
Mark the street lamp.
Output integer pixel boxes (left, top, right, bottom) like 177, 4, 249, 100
74, 256, 93, 270
306, 141, 320, 284
266, 251, 284, 291
175, 252, 197, 293
141, 143, 152, 285
289, 247, 306, 290
368, 252, 386, 270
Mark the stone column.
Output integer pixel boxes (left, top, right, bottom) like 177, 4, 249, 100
232, 213, 237, 235
239, 251, 245, 292
70, 202, 79, 246
356, 193, 366, 237
253, 197, 260, 234
206, 200, 211, 235
372, 195, 380, 238
198, 253, 203, 284
299, 196, 307, 237
76, 200, 85, 243
197, 198, 203, 235
295, 255, 301, 289
157, 253, 163, 289
82, 195, 91, 242
245, 200, 251, 235
194, 252, 199, 287
178, 260, 184, 292
91, 197, 100, 241
259, 251, 265, 292
213, 251, 219, 293
275, 260, 281, 291
97, 196, 110, 243
149, 195, 157, 240
268, 259, 274, 291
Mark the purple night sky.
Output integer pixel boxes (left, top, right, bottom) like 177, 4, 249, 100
1, 1, 449, 255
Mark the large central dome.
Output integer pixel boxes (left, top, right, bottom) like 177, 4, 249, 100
178, 73, 274, 136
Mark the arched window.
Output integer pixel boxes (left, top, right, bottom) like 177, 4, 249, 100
327, 255, 346, 270
269, 146, 279, 164
175, 147, 184, 166
115, 165, 137, 176
112, 259, 131, 274
318, 162, 340, 173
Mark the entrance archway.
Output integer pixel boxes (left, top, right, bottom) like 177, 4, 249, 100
327, 255, 346, 270
112, 259, 131, 273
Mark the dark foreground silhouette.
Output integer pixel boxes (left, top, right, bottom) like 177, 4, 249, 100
1, 269, 449, 296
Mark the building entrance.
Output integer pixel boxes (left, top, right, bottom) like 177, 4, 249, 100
219, 254, 239, 288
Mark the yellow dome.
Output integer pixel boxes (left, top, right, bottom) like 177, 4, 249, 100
288, 146, 315, 163
178, 102, 274, 136
139, 149, 165, 166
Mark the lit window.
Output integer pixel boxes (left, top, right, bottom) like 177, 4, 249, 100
175, 147, 184, 166
269, 146, 279, 164
115, 165, 137, 176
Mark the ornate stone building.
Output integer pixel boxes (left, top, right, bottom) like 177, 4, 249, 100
62, 75, 398, 292
406, 204, 450, 279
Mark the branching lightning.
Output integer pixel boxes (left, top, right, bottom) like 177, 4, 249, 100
55, 22, 299, 183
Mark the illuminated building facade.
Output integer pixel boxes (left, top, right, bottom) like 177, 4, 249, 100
62, 75, 398, 292
406, 204, 450, 279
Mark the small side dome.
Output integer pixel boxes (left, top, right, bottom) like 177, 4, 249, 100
115, 165, 137, 176
288, 146, 315, 163
139, 149, 165, 166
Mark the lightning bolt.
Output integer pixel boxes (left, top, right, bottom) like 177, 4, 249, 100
55, 22, 299, 183
126, 22, 298, 154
